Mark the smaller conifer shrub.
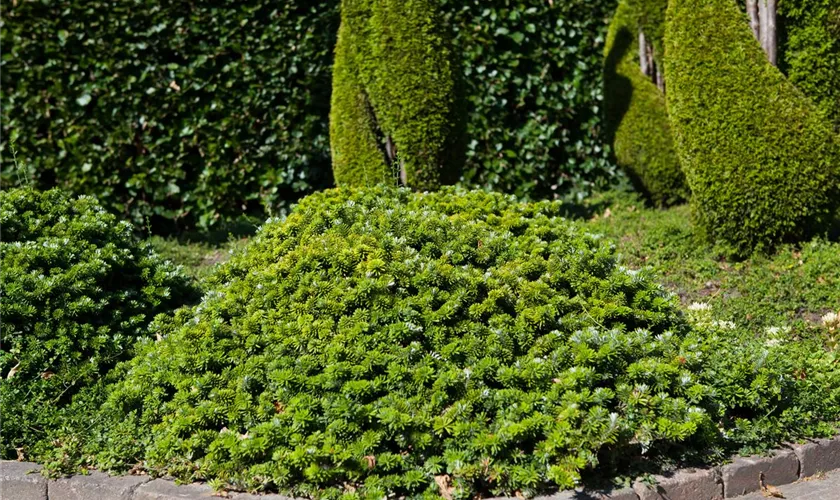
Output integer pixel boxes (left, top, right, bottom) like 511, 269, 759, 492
604, 1, 687, 206
90, 187, 720, 498
665, 0, 840, 256
0, 188, 197, 459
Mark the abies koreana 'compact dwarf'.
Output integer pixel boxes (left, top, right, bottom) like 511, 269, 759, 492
95, 187, 718, 498
0, 188, 197, 459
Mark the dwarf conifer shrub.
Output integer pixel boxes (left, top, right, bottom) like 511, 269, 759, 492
0, 188, 197, 458
92, 187, 718, 498
664, 0, 840, 256
604, 1, 687, 207
330, 0, 465, 190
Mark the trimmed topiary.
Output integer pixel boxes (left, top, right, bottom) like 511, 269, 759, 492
330, 0, 465, 190
0, 188, 198, 459
664, 0, 840, 256
604, 1, 688, 207
780, 0, 840, 131
88, 187, 718, 497
328, 19, 393, 187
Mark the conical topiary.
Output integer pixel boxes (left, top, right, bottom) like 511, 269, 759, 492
329, 0, 465, 190
665, 0, 840, 255
604, 0, 688, 206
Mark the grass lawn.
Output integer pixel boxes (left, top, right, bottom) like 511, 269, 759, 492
585, 191, 840, 341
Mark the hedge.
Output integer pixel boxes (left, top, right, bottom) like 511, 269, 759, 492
779, 0, 840, 130
330, 0, 465, 190
664, 0, 840, 256
2, 0, 619, 227
0, 1, 339, 229
0, 187, 198, 459
603, 1, 687, 207
443, 0, 620, 200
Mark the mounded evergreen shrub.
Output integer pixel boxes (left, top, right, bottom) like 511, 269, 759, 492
780, 0, 840, 130
664, 0, 840, 256
0, 188, 198, 458
88, 187, 719, 497
330, 0, 465, 190
603, 1, 688, 207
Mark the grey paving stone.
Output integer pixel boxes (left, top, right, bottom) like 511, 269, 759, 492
485, 487, 638, 500
565, 487, 639, 499
0, 461, 47, 500
231, 494, 297, 500
132, 479, 216, 499
791, 437, 840, 479
633, 468, 722, 500
734, 468, 840, 499
50, 471, 150, 500
721, 449, 800, 497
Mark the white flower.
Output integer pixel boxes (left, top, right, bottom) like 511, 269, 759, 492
821, 312, 840, 327
687, 302, 711, 312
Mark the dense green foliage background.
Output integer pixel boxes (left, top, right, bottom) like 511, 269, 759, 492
2, 0, 619, 229
0, 188, 198, 459
665, 0, 840, 256
1, 1, 339, 230
779, 0, 840, 130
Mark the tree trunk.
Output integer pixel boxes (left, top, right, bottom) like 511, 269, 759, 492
655, 64, 665, 92
747, 0, 760, 40
639, 30, 651, 78
758, 0, 777, 65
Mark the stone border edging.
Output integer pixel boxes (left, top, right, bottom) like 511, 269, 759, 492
3, 437, 840, 500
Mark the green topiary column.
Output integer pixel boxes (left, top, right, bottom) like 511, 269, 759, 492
329, 0, 465, 190
604, 1, 688, 207
665, 0, 840, 256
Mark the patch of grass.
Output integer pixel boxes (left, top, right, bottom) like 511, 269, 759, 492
583, 191, 840, 338
149, 236, 249, 283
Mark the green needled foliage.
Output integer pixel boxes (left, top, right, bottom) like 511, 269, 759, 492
604, 1, 687, 207
0, 188, 198, 459
664, 0, 840, 256
779, 0, 840, 131
330, 0, 465, 190
87, 187, 717, 498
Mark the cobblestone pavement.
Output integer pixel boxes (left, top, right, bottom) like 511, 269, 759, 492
735, 469, 840, 499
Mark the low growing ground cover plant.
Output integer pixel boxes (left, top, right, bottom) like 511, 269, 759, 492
0, 187, 198, 459
71, 186, 726, 498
